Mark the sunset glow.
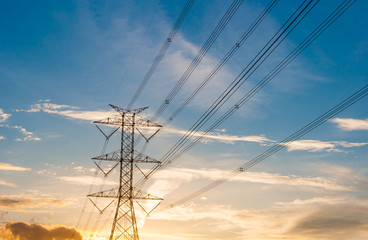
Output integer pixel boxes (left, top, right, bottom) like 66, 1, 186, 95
1, 0, 367, 239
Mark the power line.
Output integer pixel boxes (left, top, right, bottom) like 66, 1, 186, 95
163, 79, 366, 210
149, 0, 244, 122
161, 0, 317, 166
163, 0, 357, 165
127, 0, 197, 109
133, 0, 245, 147
111, 0, 162, 103
162, 0, 280, 127
136, 0, 280, 149
135, 0, 318, 188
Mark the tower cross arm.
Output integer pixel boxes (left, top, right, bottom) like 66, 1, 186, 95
109, 104, 148, 114
88, 187, 163, 201
135, 119, 162, 128
92, 150, 161, 164
93, 116, 124, 125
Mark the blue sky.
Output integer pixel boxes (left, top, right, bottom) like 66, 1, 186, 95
1, 0, 368, 239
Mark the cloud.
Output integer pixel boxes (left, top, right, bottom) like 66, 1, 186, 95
149, 201, 368, 240
331, 118, 368, 131
18, 101, 116, 122
281, 140, 368, 152
15, 136, 41, 142
147, 168, 351, 199
153, 203, 254, 230
0, 163, 31, 171
144, 167, 352, 231
276, 196, 346, 206
230, 171, 351, 191
0, 108, 11, 123
0, 111, 40, 141
0, 195, 71, 208
5, 222, 83, 240
19, 101, 79, 113
12, 125, 41, 142
309, 163, 368, 192
288, 205, 368, 239
0, 179, 16, 187
19, 101, 273, 145
59, 176, 117, 186
164, 127, 274, 144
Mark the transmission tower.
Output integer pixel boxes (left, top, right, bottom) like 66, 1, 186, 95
88, 104, 163, 240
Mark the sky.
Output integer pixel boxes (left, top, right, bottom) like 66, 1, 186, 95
0, 0, 368, 239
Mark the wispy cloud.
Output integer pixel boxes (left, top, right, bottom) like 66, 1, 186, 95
331, 117, 368, 131
0, 108, 11, 123
0, 124, 40, 142
17, 100, 116, 122
164, 127, 274, 144
0, 194, 73, 208
0, 108, 40, 141
0, 163, 31, 171
157, 36, 240, 109
281, 140, 368, 152
148, 168, 351, 199
288, 204, 368, 239
309, 163, 368, 192
275, 196, 346, 206
143, 167, 351, 229
58, 176, 117, 186
0, 179, 16, 187
12, 125, 41, 142
19, 101, 274, 145
149, 201, 368, 240
18, 100, 79, 113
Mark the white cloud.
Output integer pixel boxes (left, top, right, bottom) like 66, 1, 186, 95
0, 179, 16, 187
147, 168, 351, 199
0, 111, 41, 141
281, 140, 368, 152
13, 125, 33, 135
148, 201, 368, 240
144, 35, 243, 114
230, 171, 351, 191
0, 163, 31, 171
0, 108, 11, 123
17, 101, 79, 113
152, 203, 253, 229
12, 125, 41, 142
58, 176, 117, 186
15, 136, 42, 142
164, 127, 274, 144
331, 118, 368, 131
44, 109, 117, 121
19, 101, 273, 145
275, 196, 346, 206
18, 101, 117, 122
309, 163, 368, 192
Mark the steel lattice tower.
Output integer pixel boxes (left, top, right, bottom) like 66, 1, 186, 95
88, 104, 162, 240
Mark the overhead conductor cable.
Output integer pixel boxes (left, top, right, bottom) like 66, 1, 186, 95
127, 0, 197, 109
135, 0, 317, 188
134, 0, 244, 147
160, 0, 317, 166
165, 0, 357, 164
161, 0, 359, 209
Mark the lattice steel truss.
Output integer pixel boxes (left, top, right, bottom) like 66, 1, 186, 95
88, 104, 162, 240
